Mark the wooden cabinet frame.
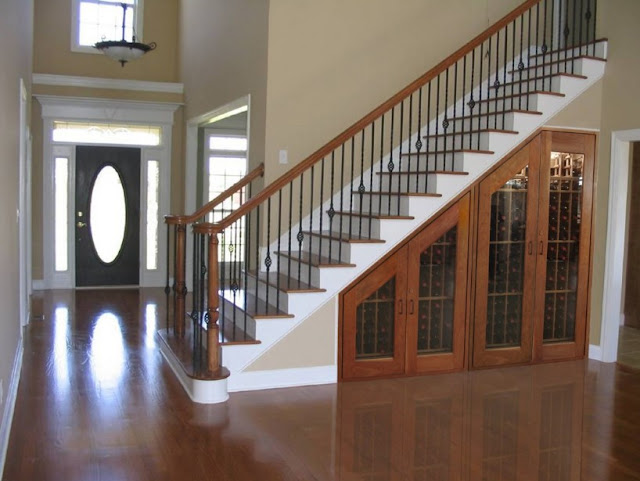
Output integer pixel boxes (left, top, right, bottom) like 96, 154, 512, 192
341, 195, 470, 380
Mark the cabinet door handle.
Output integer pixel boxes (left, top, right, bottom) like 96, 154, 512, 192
539, 240, 544, 255
398, 299, 404, 315
528, 241, 533, 255
409, 299, 415, 315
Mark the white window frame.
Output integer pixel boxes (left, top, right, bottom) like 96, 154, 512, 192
203, 130, 248, 213
38, 96, 177, 289
71, 0, 145, 54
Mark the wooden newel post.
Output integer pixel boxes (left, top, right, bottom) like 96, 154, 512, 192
175, 224, 187, 338
207, 232, 221, 373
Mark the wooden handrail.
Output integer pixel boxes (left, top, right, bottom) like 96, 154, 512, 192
212, 0, 542, 231
165, 162, 264, 225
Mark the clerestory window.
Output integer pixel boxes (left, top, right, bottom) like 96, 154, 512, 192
71, 0, 144, 53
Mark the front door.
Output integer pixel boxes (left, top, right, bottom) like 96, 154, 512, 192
75, 146, 141, 286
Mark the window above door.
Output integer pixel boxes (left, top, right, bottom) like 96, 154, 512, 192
71, 0, 145, 54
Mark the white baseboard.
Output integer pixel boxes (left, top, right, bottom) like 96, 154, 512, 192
588, 343, 603, 361
31, 279, 44, 291
228, 365, 336, 392
0, 337, 24, 477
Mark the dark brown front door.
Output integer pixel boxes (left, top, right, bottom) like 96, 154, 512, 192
75, 145, 140, 287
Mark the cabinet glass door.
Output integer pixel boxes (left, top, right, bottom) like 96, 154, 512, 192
474, 137, 541, 367
342, 249, 408, 379
407, 195, 469, 374
533, 131, 594, 361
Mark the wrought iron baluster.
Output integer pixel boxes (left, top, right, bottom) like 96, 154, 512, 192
398, 100, 404, 209
444, 68, 450, 168
506, 20, 513, 127
435, 74, 440, 169
543, 0, 549, 91
388, 106, 395, 211
349, 137, 355, 241
220, 231, 226, 343
378, 116, 384, 214
572, 0, 578, 72
494, 32, 500, 130
339, 146, 345, 262
329, 152, 336, 259
298, 174, 304, 280
468, 49, 476, 149
426, 82, 431, 183
462, 56, 467, 151
478, 42, 484, 143
320, 158, 325, 255
369, 122, 375, 238
416, 88, 423, 192
452, 61, 458, 171
526, 9, 532, 111
518, 15, 524, 111
276, 189, 282, 310
287, 181, 293, 288
265, 198, 272, 308
359, 130, 365, 239
255, 203, 260, 314
309, 165, 315, 270
245, 184, 251, 338
592, 0, 597, 56
407, 93, 413, 192
535, 2, 541, 92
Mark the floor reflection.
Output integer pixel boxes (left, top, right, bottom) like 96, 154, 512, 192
338, 362, 584, 481
7, 289, 637, 481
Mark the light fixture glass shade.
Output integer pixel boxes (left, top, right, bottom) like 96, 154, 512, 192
95, 40, 156, 67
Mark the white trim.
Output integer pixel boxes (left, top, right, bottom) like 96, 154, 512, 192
228, 365, 337, 393
32, 279, 44, 291
184, 95, 251, 288
588, 344, 602, 361
33, 74, 183, 95
0, 338, 24, 477
157, 335, 229, 404
18, 79, 30, 328
601, 129, 640, 362
39, 96, 175, 289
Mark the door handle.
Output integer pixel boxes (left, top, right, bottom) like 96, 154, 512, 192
539, 240, 544, 255
398, 299, 404, 315
77, 221, 87, 228
528, 241, 533, 255
409, 299, 415, 315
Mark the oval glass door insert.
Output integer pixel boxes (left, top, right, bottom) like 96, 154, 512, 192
90, 165, 127, 264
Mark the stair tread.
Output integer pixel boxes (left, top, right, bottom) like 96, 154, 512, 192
528, 38, 607, 59
447, 109, 543, 121
305, 230, 386, 244
379, 170, 469, 176
510, 54, 606, 74
423, 128, 518, 139
495, 72, 587, 89
353, 191, 442, 198
246, 270, 326, 293
402, 148, 494, 157
221, 289, 293, 319
475, 90, 565, 103
276, 250, 357, 268
331, 211, 415, 220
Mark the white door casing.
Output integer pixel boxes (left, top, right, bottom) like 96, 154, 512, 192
37, 96, 179, 289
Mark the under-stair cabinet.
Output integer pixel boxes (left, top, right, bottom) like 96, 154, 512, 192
340, 130, 595, 380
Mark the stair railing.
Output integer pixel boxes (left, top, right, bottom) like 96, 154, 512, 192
173, 0, 600, 378
163, 163, 263, 374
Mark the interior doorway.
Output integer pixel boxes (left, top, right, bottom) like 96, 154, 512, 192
618, 142, 640, 369
75, 146, 141, 286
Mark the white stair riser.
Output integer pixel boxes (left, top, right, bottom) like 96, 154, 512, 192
220, 297, 257, 338
245, 274, 293, 313
304, 235, 354, 260
352, 193, 410, 216
333, 214, 381, 237
528, 41, 607, 67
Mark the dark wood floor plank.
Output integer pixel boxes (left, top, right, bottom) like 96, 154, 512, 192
3, 288, 640, 480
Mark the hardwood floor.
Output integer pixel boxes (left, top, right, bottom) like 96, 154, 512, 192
3, 289, 640, 480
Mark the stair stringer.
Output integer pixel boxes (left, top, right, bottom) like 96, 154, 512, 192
222, 54, 606, 393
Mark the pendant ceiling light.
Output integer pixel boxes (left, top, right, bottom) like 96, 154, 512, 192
94, 2, 156, 67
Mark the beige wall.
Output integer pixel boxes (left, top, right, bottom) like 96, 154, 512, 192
30, 0, 183, 279
246, 298, 336, 371
263, 0, 523, 183
0, 0, 33, 410
33, 0, 179, 82
582, 0, 640, 345
179, 0, 269, 189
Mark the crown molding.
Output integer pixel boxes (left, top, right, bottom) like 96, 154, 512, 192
33, 73, 184, 94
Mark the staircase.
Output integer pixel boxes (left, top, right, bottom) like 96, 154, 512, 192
161, 0, 607, 402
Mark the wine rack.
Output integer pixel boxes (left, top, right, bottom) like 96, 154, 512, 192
355, 276, 396, 359
417, 226, 457, 354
